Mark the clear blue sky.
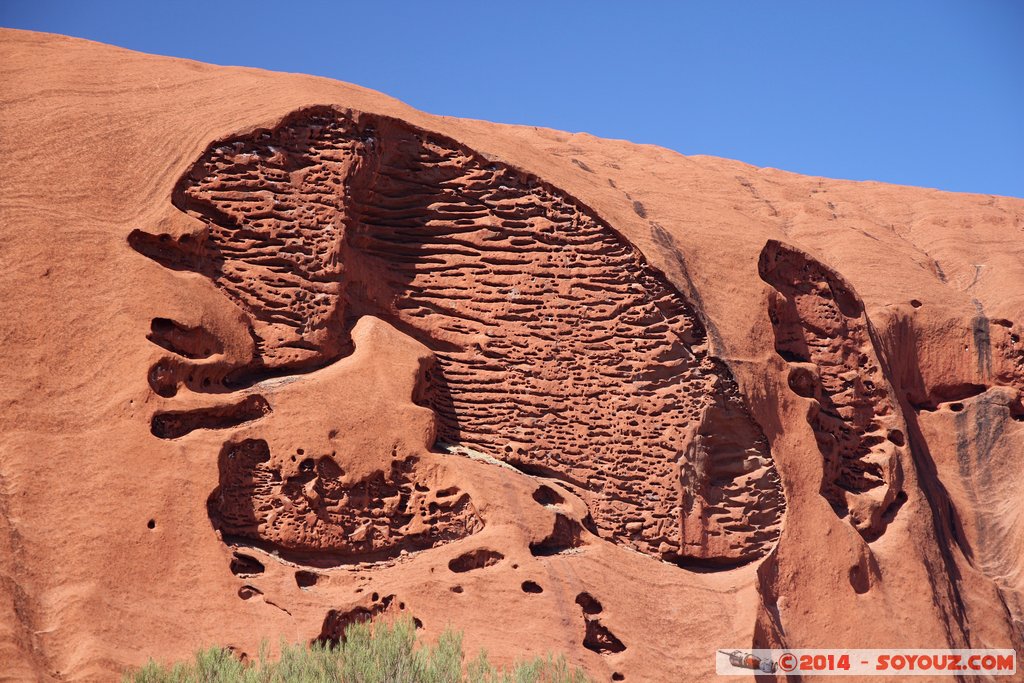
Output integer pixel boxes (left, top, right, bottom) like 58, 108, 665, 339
3, 1, 1022, 198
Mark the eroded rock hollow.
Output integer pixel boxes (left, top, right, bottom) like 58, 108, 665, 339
130, 107, 786, 568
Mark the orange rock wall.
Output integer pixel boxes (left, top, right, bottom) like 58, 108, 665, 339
1, 29, 1022, 682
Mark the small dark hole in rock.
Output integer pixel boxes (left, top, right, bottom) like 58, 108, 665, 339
450, 585, 463, 594
530, 514, 584, 556
147, 519, 156, 530
448, 549, 504, 573
521, 580, 543, 594
295, 571, 318, 589
371, 592, 379, 602
776, 347, 805, 363
238, 585, 261, 600
533, 485, 565, 506
849, 565, 870, 594
575, 592, 603, 615
910, 299, 923, 308
230, 553, 265, 577
887, 429, 905, 447
950, 403, 964, 412
787, 365, 818, 398
151, 318, 173, 334
583, 618, 626, 654
613, 674, 625, 681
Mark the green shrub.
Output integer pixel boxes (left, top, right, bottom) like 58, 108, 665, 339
122, 616, 589, 683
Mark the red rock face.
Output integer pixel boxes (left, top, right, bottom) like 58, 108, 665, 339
2, 29, 1024, 683
759, 240, 906, 539
129, 107, 785, 569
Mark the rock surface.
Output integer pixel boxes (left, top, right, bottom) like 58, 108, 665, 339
1, 29, 1022, 682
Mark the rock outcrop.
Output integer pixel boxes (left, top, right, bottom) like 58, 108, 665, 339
1, 29, 1022, 682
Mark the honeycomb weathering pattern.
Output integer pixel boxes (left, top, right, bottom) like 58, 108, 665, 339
758, 240, 905, 539
209, 440, 481, 566
132, 106, 786, 566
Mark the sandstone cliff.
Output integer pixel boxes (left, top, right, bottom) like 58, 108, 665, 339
1, 29, 1022, 682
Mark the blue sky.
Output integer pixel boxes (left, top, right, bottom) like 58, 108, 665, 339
3, 1, 1022, 198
